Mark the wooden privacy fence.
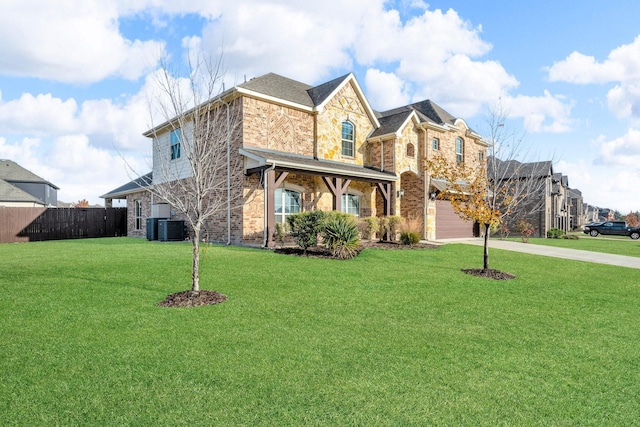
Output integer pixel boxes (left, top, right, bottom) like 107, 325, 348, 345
0, 207, 127, 243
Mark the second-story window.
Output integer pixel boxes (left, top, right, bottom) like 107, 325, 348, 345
432, 137, 439, 150
456, 137, 464, 163
478, 150, 485, 161
170, 128, 181, 160
341, 121, 354, 157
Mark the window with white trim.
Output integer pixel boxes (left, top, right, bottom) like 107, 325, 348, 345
135, 200, 143, 230
170, 128, 181, 160
432, 137, 439, 150
341, 121, 354, 157
275, 188, 301, 224
341, 193, 360, 216
455, 137, 464, 163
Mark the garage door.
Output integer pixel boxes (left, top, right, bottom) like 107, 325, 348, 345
435, 200, 475, 239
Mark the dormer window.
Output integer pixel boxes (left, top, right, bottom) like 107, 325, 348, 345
455, 137, 464, 163
341, 121, 354, 157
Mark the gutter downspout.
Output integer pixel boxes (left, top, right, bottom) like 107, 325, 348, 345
421, 127, 429, 240
226, 101, 231, 245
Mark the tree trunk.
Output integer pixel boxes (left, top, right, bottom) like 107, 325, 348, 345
192, 231, 200, 292
483, 223, 490, 272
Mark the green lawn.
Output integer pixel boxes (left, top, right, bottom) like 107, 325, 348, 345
506, 234, 640, 258
2, 238, 640, 426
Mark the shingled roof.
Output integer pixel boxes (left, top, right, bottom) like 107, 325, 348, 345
369, 110, 415, 138
100, 172, 153, 199
0, 178, 45, 204
488, 157, 553, 179
238, 73, 315, 107
0, 159, 59, 189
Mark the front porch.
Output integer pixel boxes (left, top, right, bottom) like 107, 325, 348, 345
240, 147, 398, 247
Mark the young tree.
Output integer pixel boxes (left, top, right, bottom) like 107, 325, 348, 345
145, 52, 244, 295
73, 199, 90, 208
426, 103, 551, 273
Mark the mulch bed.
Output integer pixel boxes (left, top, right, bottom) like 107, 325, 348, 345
462, 268, 516, 280
273, 240, 440, 258
157, 290, 228, 308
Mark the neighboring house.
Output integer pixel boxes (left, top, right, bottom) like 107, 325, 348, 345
551, 173, 570, 233
0, 160, 58, 207
103, 72, 488, 245
488, 157, 554, 238
568, 188, 585, 230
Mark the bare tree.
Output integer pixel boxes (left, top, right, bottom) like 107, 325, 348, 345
145, 52, 244, 294
426, 102, 552, 273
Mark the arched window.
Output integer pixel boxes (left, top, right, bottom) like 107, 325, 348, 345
275, 188, 301, 224
456, 137, 464, 163
341, 193, 360, 216
341, 121, 354, 157
406, 143, 415, 157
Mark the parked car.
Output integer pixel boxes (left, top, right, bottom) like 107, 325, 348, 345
583, 221, 640, 239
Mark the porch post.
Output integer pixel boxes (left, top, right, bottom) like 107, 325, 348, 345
265, 169, 288, 247
322, 177, 351, 212
377, 182, 393, 216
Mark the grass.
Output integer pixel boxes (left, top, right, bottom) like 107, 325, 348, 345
2, 238, 640, 425
504, 233, 640, 258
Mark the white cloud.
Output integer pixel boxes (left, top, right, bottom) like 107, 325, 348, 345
0, 134, 147, 205
547, 35, 640, 121
597, 128, 640, 167
0, 1, 164, 83
364, 69, 411, 111
507, 91, 574, 133
556, 157, 639, 213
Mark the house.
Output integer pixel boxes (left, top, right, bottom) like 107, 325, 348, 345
567, 188, 585, 230
488, 157, 555, 238
0, 160, 58, 207
551, 173, 570, 233
102, 72, 488, 245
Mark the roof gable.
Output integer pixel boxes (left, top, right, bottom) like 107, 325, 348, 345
312, 73, 380, 128
369, 110, 419, 139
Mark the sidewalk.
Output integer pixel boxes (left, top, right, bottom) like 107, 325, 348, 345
433, 237, 640, 269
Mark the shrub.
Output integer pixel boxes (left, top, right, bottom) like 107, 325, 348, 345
498, 224, 510, 240
286, 210, 326, 255
359, 216, 380, 240
400, 231, 420, 245
379, 215, 403, 242
273, 222, 288, 247
547, 228, 564, 239
377, 217, 389, 242
399, 214, 422, 246
322, 212, 361, 259
515, 219, 535, 243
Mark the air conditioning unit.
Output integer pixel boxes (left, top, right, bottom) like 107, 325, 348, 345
146, 217, 168, 241
158, 220, 185, 241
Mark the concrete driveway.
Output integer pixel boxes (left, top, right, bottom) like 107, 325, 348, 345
435, 237, 640, 270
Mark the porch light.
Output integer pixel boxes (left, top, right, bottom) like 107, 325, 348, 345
397, 189, 405, 198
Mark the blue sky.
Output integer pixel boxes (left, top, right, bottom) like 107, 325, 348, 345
1, 0, 639, 212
